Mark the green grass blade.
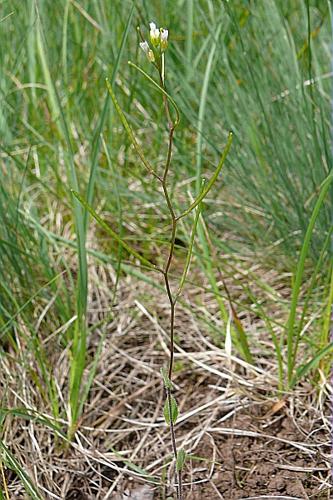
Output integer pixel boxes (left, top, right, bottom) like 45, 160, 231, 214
127, 61, 180, 126
195, 21, 222, 194
105, 78, 158, 178
296, 227, 332, 340
101, 135, 123, 304
62, 0, 70, 86
0, 272, 65, 339
287, 172, 333, 386
0, 408, 66, 438
84, 4, 135, 229
290, 342, 333, 388
71, 190, 159, 272
0, 441, 42, 500
175, 200, 202, 301
185, 0, 194, 80
195, 211, 253, 363
110, 448, 159, 485
319, 263, 333, 368
27, 0, 37, 104
178, 132, 232, 220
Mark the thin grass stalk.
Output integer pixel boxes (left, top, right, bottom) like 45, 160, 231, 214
61, 0, 70, 86
84, 5, 134, 230
34, 2, 89, 431
319, 262, 333, 372
287, 172, 333, 387
0, 458, 10, 500
197, 211, 253, 363
195, 22, 222, 195
0, 440, 42, 500
185, 0, 193, 81
101, 135, 124, 304
297, 227, 333, 340
27, 0, 36, 104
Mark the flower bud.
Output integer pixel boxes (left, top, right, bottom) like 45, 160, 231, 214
160, 28, 168, 51
140, 40, 155, 62
147, 49, 155, 62
140, 41, 149, 53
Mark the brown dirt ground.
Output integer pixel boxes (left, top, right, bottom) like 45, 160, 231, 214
111, 400, 331, 500
1, 271, 332, 499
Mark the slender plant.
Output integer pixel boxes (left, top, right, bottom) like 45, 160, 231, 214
74, 21, 231, 499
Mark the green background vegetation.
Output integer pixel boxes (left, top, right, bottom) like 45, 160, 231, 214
0, 0, 332, 496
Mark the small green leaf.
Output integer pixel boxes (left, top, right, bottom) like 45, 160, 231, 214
160, 367, 173, 390
163, 395, 178, 425
176, 448, 186, 472
290, 341, 333, 387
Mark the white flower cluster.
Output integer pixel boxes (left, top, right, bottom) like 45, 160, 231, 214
139, 21, 169, 63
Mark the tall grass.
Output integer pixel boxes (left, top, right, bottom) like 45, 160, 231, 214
0, 0, 330, 416
3, 1, 329, 260
0, 0, 332, 496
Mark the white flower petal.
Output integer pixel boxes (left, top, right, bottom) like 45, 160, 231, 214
149, 21, 160, 43
140, 41, 149, 53
161, 29, 168, 41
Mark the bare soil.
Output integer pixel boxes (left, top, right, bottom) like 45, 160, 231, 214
111, 398, 330, 499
